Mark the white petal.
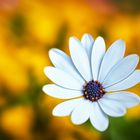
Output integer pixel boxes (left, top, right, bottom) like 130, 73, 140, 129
44, 67, 82, 90
69, 37, 92, 81
103, 92, 140, 108
53, 98, 83, 116
98, 97, 126, 117
43, 84, 82, 99
91, 36, 106, 80
49, 48, 84, 85
90, 102, 109, 132
49, 48, 69, 68
71, 99, 91, 125
106, 70, 140, 92
81, 33, 94, 58
103, 54, 139, 87
98, 40, 125, 83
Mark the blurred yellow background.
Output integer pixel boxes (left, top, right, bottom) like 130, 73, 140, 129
0, 0, 140, 140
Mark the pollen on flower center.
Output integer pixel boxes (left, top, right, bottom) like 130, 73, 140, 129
82, 80, 106, 102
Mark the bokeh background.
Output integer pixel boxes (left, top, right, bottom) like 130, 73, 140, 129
0, 0, 140, 140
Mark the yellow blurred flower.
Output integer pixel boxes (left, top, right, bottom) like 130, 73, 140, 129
0, 34, 28, 94
109, 15, 140, 46
126, 85, 140, 119
1, 106, 33, 139
21, 0, 63, 44
16, 46, 50, 83
127, 105, 140, 119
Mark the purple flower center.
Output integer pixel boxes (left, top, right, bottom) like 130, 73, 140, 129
82, 80, 106, 102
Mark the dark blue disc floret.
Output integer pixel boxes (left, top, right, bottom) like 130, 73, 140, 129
82, 80, 105, 102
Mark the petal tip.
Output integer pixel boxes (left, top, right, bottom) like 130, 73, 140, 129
44, 66, 49, 74
71, 116, 83, 125
69, 36, 77, 42
43, 67, 48, 74
48, 49, 54, 60
52, 107, 61, 117
97, 127, 108, 132
52, 110, 57, 116
69, 36, 80, 48
44, 66, 53, 76
42, 85, 46, 93
117, 39, 125, 43
132, 54, 140, 64
49, 48, 56, 56
82, 33, 92, 38
132, 54, 139, 59
96, 36, 104, 40
135, 54, 139, 62
117, 39, 126, 48
94, 36, 105, 47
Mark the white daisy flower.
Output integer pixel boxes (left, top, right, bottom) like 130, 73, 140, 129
43, 34, 140, 132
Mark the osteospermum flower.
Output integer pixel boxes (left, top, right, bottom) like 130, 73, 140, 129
43, 34, 140, 131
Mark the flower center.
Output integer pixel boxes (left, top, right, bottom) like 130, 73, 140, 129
82, 80, 106, 102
